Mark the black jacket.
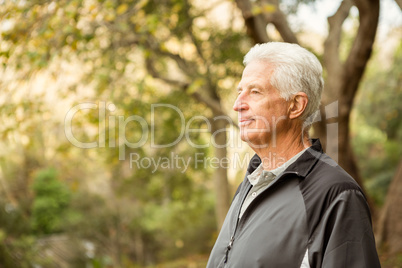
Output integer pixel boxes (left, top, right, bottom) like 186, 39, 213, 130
207, 139, 380, 268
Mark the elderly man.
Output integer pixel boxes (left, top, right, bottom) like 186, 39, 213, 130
207, 42, 380, 268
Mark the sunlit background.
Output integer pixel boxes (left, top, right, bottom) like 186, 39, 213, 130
0, 0, 401, 267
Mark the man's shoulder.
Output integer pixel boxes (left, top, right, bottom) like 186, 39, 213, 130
299, 152, 369, 236
304, 152, 361, 193
299, 152, 366, 216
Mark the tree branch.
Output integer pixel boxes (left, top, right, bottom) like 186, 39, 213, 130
261, 0, 298, 44
145, 39, 197, 77
322, 0, 353, 101
342, 0, 380, 107
144, 58, 238, 128
270, 11, 298, 43
235, 0, 270, 43
183, 2, 218, 99
395, 0, 402, 10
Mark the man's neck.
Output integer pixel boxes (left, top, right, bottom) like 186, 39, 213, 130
252, 132, 311, 171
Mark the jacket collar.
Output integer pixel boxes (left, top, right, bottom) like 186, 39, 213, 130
246, 139, 324, 178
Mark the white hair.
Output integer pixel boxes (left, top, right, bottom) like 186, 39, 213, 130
243, 42, 324, 123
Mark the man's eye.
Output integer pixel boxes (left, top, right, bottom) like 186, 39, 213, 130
251, 89, 260, 94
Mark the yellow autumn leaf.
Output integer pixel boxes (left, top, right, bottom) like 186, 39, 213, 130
188, 78, 205, 94
135, 0, 149, 10
251, 6, 262, 16
89, 4, 96, 11
105, 13, 116, 22
262, 4, 276, 13
117, 4, 128, 15
251, 4, 276, 15
159, 43, 170, 52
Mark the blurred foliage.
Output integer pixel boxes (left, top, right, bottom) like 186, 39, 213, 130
0, 0, 246, 266
31, 168, 71, 234
351, 40, 402, 206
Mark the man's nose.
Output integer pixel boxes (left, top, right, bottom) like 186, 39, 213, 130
233, 94, 248, 112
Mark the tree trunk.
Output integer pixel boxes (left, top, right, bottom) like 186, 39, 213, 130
313, 101, 378, 217
211, 118, 231, 230
321, 0, 379, 215
376, 160, 402, 254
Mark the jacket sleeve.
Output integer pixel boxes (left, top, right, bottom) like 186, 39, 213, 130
309, 189, 381, 268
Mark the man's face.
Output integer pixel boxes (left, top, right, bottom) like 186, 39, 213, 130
233, 60, 290, 148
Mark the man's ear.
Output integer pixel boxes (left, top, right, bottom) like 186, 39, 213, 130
288, 92, 308, 119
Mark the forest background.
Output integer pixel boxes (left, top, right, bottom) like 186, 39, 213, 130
0, 0, 401, 267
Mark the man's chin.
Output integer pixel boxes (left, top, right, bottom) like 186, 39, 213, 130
240, 135, 270, 149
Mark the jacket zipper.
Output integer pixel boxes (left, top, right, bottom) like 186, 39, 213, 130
223, 235, 234, 263
223, 171, 300, 264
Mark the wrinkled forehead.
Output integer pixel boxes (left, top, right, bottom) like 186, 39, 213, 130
237, 61, 275, 87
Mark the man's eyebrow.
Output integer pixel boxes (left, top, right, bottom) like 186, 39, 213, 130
237, 83, 261, 91
248, 83, 261, 89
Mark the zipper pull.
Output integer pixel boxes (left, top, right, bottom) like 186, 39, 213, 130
224, 236, 235, 263
228, 236, 234, 250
